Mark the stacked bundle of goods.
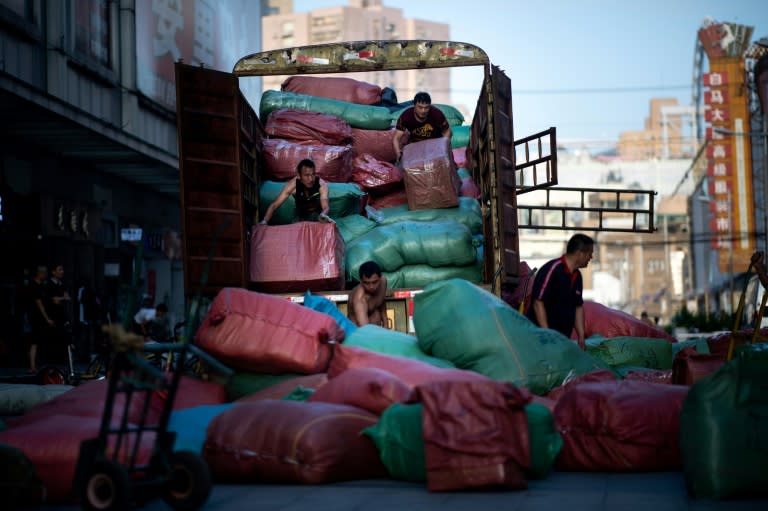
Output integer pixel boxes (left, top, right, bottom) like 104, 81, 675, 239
254, 76, 483, 288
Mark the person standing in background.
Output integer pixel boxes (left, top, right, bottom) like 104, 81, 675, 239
525, 234, 594, 350
27, 265, 52, 372
45, 263, 72, 361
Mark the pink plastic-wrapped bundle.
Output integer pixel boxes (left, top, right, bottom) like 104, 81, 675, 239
282, 75, 382, 105
351, 154, 403, 195
401, 137, 461, 210
250, 222, 345, 293
263, 138, 353, 183
265, 109, 353, 145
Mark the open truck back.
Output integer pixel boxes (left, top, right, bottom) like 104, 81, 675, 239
175, 39, 655, 332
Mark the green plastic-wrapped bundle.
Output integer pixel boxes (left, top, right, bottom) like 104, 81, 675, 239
525, 403, 563, 479
334, 214, 377, 244
259, 181, 367, 224
451, 125, 471, 148
680, 343, 768, 499
414, 279, 605, 395
260, 90, 393, 130
384, 262, 482, 288
367, 196, 483, 234
586, 336, 674, 371
364, 403, 425, 482
343, 324, 455, 368
345, 220, 477, 281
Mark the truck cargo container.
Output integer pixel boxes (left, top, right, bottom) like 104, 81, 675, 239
175, 40, 655, 332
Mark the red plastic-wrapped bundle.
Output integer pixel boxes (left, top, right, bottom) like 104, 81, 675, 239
153, 375, 227, 411
282, 75, 382, 105
250, 222, 345, 293
623, 369, 674, 384
195, 287, 343, 374
0, 415, 155, 503
554, 380, 689, 471
352, 127, 399, 162
671, 347, 725, 385
204, 400, 387, 484
263, 138, 353, 182
6, 379, 159, 428
329, 345, 488, 388
401, 137, 461, 210
545, 369, 618, 402
411, 380, 531, 492
367, 189, 408, 209
265, 108, 353, 145
581, 300, 676, 341
309, 367, 411, 415
350, 153, 403, 194
235, 373, 329, 403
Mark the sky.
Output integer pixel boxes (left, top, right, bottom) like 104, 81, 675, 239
293, 0, 768, 146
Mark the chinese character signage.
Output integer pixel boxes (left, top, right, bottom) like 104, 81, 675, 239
698, 20, 755, 273
136, 0, 262, 110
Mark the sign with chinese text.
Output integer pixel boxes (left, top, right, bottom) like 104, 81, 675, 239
699, 54, 755, 268
135, 0, 262, 110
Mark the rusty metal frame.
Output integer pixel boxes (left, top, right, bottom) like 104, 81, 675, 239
515, 128, 558, 193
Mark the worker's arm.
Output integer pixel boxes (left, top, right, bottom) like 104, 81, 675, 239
261, 180, 296, 224
443, 125, 452, 140
531, 299, 548, 329
392, 129, 406, 161
319, 179, 331, 217
379, 277, 389, 328
35, 298, 53, 326
350, 294, 369, 327
574, 305, 586, 350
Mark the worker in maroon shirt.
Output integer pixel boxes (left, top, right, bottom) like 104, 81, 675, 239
525, 234, 594, 349
392, 91, 452, 161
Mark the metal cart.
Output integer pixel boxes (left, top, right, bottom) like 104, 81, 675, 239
73, 327, 230, 511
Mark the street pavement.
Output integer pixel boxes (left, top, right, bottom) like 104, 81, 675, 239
36, 472, 768, 511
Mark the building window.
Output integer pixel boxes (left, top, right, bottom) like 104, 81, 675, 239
74, 0, 111, 67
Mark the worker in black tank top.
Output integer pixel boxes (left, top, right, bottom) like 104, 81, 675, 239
260, 158, 333, 225
294, 175, 322, 221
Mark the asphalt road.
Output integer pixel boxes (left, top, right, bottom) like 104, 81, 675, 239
38, 472, 768, 511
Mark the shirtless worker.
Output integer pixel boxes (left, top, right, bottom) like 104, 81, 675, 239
348, 261, 389, 328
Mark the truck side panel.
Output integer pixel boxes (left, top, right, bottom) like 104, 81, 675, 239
468, 65, 517, 291
175, 63, 260, 295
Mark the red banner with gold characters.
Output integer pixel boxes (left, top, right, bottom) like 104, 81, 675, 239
698, 20, 755, 274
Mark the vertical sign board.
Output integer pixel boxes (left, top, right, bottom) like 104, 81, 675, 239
699, 22, 755, 274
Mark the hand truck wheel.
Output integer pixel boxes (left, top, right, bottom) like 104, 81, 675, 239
79, 459, 131, 511
162, 450, 212, 511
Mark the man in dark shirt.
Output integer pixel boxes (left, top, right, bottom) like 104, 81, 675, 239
260, 159, 333, 225
27, 265, 53, 372
525, 234, 594, 349
392, 92, 452, 160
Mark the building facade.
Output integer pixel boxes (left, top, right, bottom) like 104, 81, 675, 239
0, 0, 262, 354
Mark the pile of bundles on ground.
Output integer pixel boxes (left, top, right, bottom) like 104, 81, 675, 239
2, 279, 767, 504
250, 75, 483, 291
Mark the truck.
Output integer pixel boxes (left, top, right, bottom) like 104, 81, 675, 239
174, 40, 656, 332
